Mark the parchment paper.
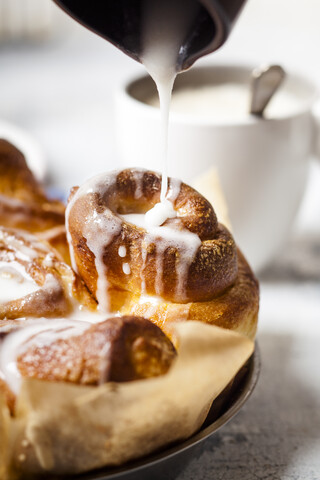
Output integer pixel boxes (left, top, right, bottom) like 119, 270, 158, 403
1, 321, 253, 478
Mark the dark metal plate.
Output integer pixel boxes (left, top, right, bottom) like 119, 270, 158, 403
71, 344, 260, 480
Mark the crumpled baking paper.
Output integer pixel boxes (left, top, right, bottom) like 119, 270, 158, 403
0, 321, 253, 478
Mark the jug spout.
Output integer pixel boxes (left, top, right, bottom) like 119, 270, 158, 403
53, 0, 247, 70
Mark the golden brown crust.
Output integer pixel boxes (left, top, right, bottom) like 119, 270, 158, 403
17, 316, 177, 384
126, 249, 259, 341
0, 227, 96, 319
0, 139, 65, 232
67, 169, 238, 303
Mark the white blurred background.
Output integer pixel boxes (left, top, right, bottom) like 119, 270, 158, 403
0, 0, 319, 247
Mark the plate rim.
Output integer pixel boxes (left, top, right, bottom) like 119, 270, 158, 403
76, 343, 261, 480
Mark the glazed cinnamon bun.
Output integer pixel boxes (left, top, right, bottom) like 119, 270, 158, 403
0, 161, 256, 478
0, 227, 96, 320
0, 315, 176, 412
0, 140, 65, 233
66, 169, 259, 340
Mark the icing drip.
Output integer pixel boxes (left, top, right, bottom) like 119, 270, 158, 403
122, 263, 131, 275
118, 246, 126, 258
145, 226, 200, 300
66, 172, 122, 312
0, 228, 45, 262
65, 213, 78, 274
142, 0, 199, 215
66, 172, 119, 275
133, 170, 145, 199
167, 178, 182, 203
83, 210, 122, 312
141, 248, 148, 294
122, 213, 201, 300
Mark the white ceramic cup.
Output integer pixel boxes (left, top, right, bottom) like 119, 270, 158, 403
115, 64, 319, 271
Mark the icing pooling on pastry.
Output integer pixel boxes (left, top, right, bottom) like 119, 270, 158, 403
67, 171, 201, 306
67, 169, 238, 305
0, 229, 67, 314
0, 261, 39, 303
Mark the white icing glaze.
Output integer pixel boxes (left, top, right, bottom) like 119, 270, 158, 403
145, 199, 176, 227
0, 261, 39, 303
142, 0, 199, 208
167, 178, 182, 203
140, 247, 148, 294
84, 211, 122, 312
66, 172, 122, 312
118, 245, 126, 258
123, 207, 200, 300
0, 193, 29, 209
122, 198, 177, 229
65, 171, 119, 275
122, 263, 131, 275
140, 0, 201, 301
0, 228, 46, 262
121, 213, 148, 229
0, 318, 91, 393
68, 308, 109, 324
145, 226, 200, 300
42, 273, 63, 297
132, 170, 145, 199
42, 252, 55, 268
65, 199, 79, 274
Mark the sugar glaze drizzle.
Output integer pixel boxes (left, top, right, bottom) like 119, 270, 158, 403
141, 0, 200, 220
1, 0, 204, 396
64, 0, 202, 310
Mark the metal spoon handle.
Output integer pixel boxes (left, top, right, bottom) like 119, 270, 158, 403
250, 65, 286, 116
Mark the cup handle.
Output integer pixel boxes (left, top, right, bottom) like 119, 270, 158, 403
312, 104, 320, 161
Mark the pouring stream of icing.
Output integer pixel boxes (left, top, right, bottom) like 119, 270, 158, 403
142, 0, 199, 224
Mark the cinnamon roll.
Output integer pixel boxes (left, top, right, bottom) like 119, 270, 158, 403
0, 140, 65, 234
66, 169, 259, 340
0, 161, 256, 478
0, 315, 176, 413
0, 227, 96, 320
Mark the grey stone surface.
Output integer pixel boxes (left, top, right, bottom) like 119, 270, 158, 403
178, 331, 320, 479
177, 241, 320, 479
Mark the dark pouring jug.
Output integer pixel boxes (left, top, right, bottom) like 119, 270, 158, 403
53, 0, 247, 71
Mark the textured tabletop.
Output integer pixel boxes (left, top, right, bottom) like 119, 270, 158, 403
178, 236, 320, 480
0, 7, 320, 478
